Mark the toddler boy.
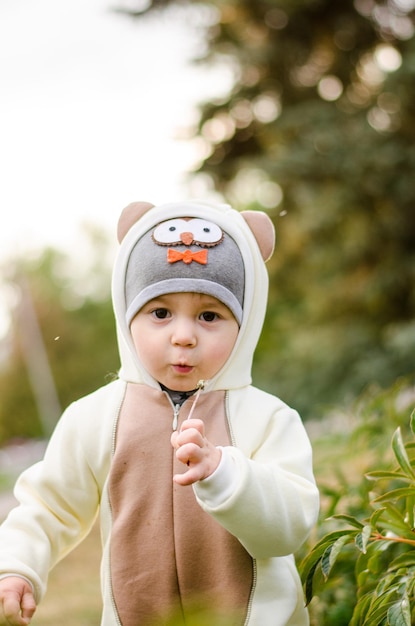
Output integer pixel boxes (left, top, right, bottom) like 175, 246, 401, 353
0, 200, 319, 626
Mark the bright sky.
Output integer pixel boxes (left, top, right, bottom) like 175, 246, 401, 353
0, 0, 229, 338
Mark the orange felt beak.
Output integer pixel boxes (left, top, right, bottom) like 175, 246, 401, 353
180, 231, 194, 245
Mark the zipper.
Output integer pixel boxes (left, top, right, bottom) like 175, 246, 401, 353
172, 403, 180, 431
244, 558, 257, 625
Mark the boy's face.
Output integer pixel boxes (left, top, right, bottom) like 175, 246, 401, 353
130, 292, 239, 391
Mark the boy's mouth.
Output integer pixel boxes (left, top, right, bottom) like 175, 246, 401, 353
172, 364, 194, 374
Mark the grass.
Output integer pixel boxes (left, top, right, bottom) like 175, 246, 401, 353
0, 443, 103, 625
31, 521, 102, 626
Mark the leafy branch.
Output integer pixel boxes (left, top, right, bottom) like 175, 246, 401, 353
300, 409, 415, 626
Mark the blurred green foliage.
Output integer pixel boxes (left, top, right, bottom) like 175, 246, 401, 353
300, 382, 415, 625
0, 227, 119, 441
123, 0, 415, 417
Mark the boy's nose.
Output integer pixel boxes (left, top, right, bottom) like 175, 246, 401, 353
171, 320, 196, 347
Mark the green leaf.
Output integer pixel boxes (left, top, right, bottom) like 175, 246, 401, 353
299, 529, 357, 604
387, 593, 411, 626
355, 525, 372, 554
321, 534, 350, 578
370, 507, 387, 529
375, 573, 404, 597
410, 408, 415, 437
366, 543, 391, 575
373, 487, 415, 504
406, 493, 415, 530
363, 586, 401, 624
392, 428, 415, 480
389, 552, 415, 570
366, 602, 398, 625
331, 513, 365, 529
299, 529, 356, 583
366, 470, 410, 481
350, 592, 373, 626
376, 503, 414, 538
303, 557, 321, 606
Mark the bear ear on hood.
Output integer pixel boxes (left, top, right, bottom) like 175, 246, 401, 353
241, 210, 275, 262
117, 201, 155, 243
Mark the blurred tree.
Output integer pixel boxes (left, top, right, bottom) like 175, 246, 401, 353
0, 226, 119, 443
119, 0, 415, 416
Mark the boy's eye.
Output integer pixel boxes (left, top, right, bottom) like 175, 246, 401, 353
200, 311, 218, 322
152, 308, 169, 319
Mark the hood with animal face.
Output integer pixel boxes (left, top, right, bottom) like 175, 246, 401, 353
111, 200, 275, 392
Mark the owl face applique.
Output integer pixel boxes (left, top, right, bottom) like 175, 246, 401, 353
152, 218, 224, 265
124, 211, 245, 326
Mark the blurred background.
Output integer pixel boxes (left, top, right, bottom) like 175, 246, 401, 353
0, 1, 414, 623
1, 0, 414, 442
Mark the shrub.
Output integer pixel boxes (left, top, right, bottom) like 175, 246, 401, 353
300, 398, 415, 625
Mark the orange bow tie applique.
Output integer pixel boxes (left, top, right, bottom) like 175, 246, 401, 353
167, 248, 208, 265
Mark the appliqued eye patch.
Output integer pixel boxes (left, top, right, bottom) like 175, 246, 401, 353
152, 218, 224, 247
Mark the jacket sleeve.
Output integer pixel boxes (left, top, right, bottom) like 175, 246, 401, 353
193, 386, 319, 559
0, 381, 122, 602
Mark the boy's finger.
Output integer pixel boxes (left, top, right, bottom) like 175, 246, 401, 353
180, 419, 205, 435
1, 592, 30, 625
171, 429, 200, 450
175, 443, 200, 465
173, 467, 203, 486
21, 591, 36, 621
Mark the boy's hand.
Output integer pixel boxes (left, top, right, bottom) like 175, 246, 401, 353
0, 577, 36, 625
171, 419, 221, 486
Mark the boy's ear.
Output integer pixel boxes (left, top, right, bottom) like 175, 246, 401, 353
241, 210, 275, 262
117, 201, 155, 243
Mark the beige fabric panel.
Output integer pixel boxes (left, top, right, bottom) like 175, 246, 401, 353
108, 383, 253, 626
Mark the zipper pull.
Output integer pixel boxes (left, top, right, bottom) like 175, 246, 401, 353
172, 404, 180, 431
